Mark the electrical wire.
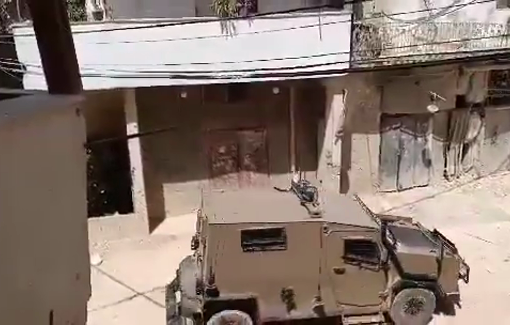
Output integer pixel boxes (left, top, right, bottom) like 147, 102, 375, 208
382, 0, 472, 23
3, 3, 360, 38
83, 0, 496, 46
1, 0, 495, 41
5, 31, 510, 73
4, 46, 510, 82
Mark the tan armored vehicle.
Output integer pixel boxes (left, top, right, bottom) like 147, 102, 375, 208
166, 188, 470, 325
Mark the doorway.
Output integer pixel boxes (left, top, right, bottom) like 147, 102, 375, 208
379, 113, 432, 192
206, 128, 269, 190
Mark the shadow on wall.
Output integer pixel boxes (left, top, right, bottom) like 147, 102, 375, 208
321, 75, 383, 194
83, 91, 135, 218
135, 82, 324, 230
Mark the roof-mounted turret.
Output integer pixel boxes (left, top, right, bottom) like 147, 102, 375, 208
274, 178, 322, 218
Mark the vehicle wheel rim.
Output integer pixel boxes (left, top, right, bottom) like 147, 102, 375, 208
403, 297, 426, 316
219, 316, 241, 325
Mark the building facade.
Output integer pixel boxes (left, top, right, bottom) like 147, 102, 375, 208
11, 0, 510, 239
337, 0, 510, 194
12, 0, 352, 240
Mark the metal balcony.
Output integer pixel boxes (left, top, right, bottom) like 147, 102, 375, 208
350, 21, 510, 67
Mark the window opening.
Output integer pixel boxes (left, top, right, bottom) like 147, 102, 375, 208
241, 227, 287, 252
343, 239, 380, 264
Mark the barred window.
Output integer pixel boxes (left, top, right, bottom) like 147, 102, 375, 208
241, 227, 287, 252
343, 239, 380, 264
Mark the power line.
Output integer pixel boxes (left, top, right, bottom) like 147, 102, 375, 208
5, 32, 510, 72
4, 46, 510, 81
381, 0, 478, 23
3, 4, 357, 38
82, 0, 495, 46
3, 0, 494, 40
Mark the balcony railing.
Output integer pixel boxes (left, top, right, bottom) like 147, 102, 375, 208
351, 21, 510, 67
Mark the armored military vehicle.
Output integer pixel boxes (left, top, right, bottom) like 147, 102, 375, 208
165, 187, 469, 325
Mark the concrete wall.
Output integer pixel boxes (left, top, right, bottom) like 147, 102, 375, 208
480, 108, 510, 175
319, 66, 459, 194
135, 83, 321, 219
321, 66, 510, 195
450, 68, 510, 180
378, 66, 458, 184
83, 90, 125, 139
319, 75, 382, 194
0, 94, 90, 325
82, 90, 152, 242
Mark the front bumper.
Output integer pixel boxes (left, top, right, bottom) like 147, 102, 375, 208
458, 258, 470, 284
431, 228, 470, 284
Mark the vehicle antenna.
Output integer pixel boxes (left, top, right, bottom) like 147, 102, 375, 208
352, 194, 380, 227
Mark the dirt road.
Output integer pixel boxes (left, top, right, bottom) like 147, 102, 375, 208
87, 173, 510, 324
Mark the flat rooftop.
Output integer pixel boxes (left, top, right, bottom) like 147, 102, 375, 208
203, 189, 379, 229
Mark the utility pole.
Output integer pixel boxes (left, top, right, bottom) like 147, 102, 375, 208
25, 0, 83, 94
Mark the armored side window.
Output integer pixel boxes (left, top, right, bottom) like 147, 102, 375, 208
241, 227, 287, 252
343, 239, 380, 264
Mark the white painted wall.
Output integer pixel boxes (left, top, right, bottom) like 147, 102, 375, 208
13, 11, 352, 90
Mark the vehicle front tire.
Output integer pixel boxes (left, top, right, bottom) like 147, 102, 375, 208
206, 310, 253, 325
390, 288, 436, 325
167, 281, 195, 325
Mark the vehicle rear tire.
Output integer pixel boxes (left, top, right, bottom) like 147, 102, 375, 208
206, 310, 253, 325
390, 288, 436, 325
169, 317, 195, 325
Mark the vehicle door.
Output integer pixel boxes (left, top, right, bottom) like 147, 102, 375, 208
325, 229, 387, 312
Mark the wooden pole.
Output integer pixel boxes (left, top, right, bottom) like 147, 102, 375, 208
25, 0, 83, 94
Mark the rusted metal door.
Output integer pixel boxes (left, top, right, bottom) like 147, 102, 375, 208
412, 115, 432, 188
379, 114, 431, 192
207, 129, 269, 189
397, 116, 418, 190
379, 116, 401, 191
208, 131, 240, 189
238, 129, 269, 187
